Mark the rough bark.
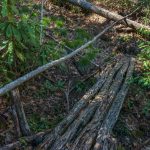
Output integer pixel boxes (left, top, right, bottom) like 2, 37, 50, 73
11, 89, 31, 136
68, 0, 150, 31
0, 131, 47, 150
36, 56, 134, 150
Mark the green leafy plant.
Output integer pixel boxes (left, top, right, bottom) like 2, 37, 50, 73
117, 144, 126, 150
75, 77, 96, 92
28, 113, 63, 132
28, 114, 50, 132
19, 137, 28, 147
142, 99, 150, 116
64, 28, 100, 69
75, 81, 87, 92
35, 80, 65, 98
113, 118, 131, 137
138, 40, 150, 88
0, 0, 40, 86
64, 28, 91, 49
127, 99, 134, 110
0, 1, 66, 88
79, 47, 99, 67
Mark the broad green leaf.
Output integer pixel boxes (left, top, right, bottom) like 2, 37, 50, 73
12, 26, 21, 41
15, 50, 25, 62
1, 0, 8, 17
7, 41, 13, 65
6, 24, 13, 38
56, 20, 64, 28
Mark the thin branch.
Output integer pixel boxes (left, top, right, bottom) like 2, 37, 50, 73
40, 0, 44, 45
64, 80, 72, 113
45, 32, 99, 67
0, 9, 138, 96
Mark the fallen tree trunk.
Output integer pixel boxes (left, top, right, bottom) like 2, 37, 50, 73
68, 0, 150, 31
36, 56, 134, 150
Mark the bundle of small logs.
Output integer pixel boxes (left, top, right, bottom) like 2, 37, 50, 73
0, 56, 134, 150
35, 56, 134, 150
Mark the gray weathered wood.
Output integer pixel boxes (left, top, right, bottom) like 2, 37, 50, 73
11, 89, 31, 136
68, 0, 150, 31
36, 56, 134, 150
93, 58, 134, 150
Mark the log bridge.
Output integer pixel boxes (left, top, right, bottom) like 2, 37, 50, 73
36, 56, 134, 150
0, 56, 134, 150
0, 0, 138, 148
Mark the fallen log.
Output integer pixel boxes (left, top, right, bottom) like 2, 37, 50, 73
36, 56, 134, 150
68, 0, 150, 31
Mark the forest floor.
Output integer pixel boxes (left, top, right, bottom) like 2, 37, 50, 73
0, 1, 150, 150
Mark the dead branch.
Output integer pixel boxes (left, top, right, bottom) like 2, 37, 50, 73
11, 89, 31, 136
68, 0, 150, 31
0, 14, 130, 96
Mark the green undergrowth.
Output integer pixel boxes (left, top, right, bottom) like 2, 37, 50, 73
75, 77, 97, 93
28, 113, 63, 132
137, 40, 150, 88
116, 34, 150, 89
129, 40, 150, 90
0, 0, 98, 90
34, 80, 65, 98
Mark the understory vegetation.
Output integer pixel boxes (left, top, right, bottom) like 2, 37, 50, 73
0, 0, 98, 87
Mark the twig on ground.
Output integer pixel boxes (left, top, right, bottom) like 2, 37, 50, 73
41, 73, 55, 83
45, 32, 99, 68
64, 80, 72, 113
10, 105, 21, 138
